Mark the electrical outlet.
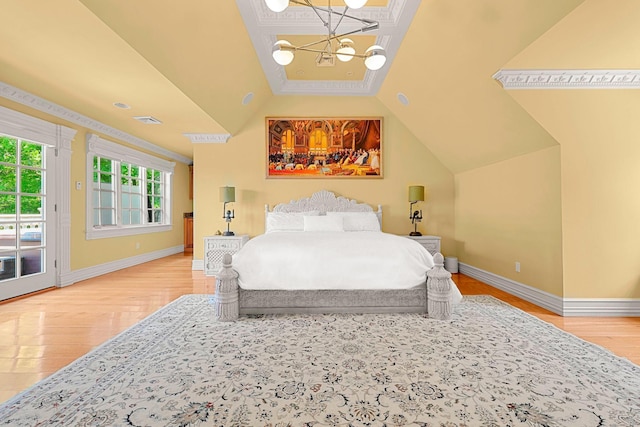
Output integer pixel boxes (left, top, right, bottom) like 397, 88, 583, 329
515, 262, 520, 273
135, 242, 140, 250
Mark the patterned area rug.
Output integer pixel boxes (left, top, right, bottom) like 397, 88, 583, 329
1, 295, 638, 426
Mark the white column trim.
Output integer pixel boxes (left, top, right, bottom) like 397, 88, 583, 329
55, 125, 75, 287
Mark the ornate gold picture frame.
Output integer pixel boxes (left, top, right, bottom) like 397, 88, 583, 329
266, 117, 382, 178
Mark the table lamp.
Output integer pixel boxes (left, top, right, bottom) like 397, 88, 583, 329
220, 186, 235, 236
408, 185, 424, 236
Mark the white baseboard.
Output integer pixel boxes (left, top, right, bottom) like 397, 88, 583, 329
562, 298, 640, 317
459, 262, 640, 317
59, 245, 184, 287
192, 259, 204, 271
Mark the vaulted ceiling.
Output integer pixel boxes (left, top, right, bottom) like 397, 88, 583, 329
3, 0, 623, 173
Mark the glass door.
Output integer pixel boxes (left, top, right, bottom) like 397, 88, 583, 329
0, 135, 55, 300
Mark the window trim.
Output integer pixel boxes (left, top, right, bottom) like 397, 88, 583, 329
85, 133, 175, 240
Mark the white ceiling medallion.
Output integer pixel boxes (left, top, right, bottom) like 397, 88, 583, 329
183, 133, 232, 143
493, 69, 640, 90
236, 0, 419, 96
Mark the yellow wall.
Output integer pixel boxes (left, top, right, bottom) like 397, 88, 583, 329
69, 129, 193, 270
506, 90, 640, 299
0, 98, 192, 272
193, 96, 455, 260
455, 147, 564, 296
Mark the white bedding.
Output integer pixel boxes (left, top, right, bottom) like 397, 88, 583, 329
232, 231, 463, 302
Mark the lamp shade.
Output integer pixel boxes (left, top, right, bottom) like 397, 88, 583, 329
220, 186, 235, 203
408, 185, 424, 202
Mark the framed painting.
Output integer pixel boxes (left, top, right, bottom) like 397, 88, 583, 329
266, 117, 382, 178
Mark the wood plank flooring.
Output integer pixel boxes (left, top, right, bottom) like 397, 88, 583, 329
0, 253, 638, 404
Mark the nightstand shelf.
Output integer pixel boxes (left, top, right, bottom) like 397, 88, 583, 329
204, 235, 249, 276
404, 235, 441, 256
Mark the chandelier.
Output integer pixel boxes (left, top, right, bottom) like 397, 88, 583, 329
266, 0, 387, 71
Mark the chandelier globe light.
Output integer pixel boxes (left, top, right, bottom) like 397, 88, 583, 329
336, 39, 355, 62
272, 40, 295, 65
344, 0, 368, 9
266, 0, 386, 71
265, 0, 290, 12
364, 45, 386, 70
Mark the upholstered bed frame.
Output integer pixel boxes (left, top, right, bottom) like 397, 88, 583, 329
213, 190, 453, 320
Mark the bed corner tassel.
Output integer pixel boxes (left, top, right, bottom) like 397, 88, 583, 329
426, 253, 452, 320
213, 253, 240, 321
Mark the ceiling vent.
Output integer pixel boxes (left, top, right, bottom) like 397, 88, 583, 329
133, 116, 162, 125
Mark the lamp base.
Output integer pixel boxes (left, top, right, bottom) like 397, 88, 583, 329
222, 231, 235, 236
409, 231, 422, 236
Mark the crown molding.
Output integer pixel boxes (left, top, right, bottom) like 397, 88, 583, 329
493, 69, 640, 90
183, 133, 232, 143
0, 81, 192, 164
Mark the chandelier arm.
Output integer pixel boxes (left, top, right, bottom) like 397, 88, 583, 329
332, 8, 347, 34
285, 45, 367, 59
289, 0, 376, 27
290, 0, 329, 27
281, 23, 379, 52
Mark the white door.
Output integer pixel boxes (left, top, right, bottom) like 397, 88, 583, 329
0, 135, 56, 300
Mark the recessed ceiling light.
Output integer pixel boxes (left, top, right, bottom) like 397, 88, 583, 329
242, 92, 254, 105
113, 102, 131, 109
397, 92, 410, 106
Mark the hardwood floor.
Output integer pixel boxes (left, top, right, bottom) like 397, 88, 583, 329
0, 253, 638, 404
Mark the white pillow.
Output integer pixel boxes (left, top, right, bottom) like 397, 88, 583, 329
303, 215, 344, 232
266, 211, 319, 233
326, 211, 381, 232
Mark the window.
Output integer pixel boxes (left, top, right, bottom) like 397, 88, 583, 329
86, 133, 175, 239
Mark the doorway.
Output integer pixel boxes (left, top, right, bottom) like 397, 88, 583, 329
0, 135, 56, 300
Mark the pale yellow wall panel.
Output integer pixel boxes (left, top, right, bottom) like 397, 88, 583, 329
455, 147, 563, 297
507, 89, 640, 299
505, 0, 640, 69
192, 96, 455, 261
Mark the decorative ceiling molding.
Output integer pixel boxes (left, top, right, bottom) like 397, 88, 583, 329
0, 81, 192, 164
236, 0, 419, 96
493, 69, 640, 90
184, 133, 232, 143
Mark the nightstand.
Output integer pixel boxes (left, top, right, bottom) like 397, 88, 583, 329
204, 234, 249, 276
404, 235, 441, 256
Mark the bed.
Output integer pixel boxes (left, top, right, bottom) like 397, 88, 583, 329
213, 190, 462, 320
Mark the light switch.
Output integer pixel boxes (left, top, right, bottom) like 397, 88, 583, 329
75, 181, 82, 190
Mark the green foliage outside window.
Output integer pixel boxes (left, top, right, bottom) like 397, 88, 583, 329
0, 136, 43, 215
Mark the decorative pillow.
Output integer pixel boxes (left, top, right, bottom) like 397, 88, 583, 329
266, 211, 319, 233
326, 211, 381, 232
303, 214, 344, 232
